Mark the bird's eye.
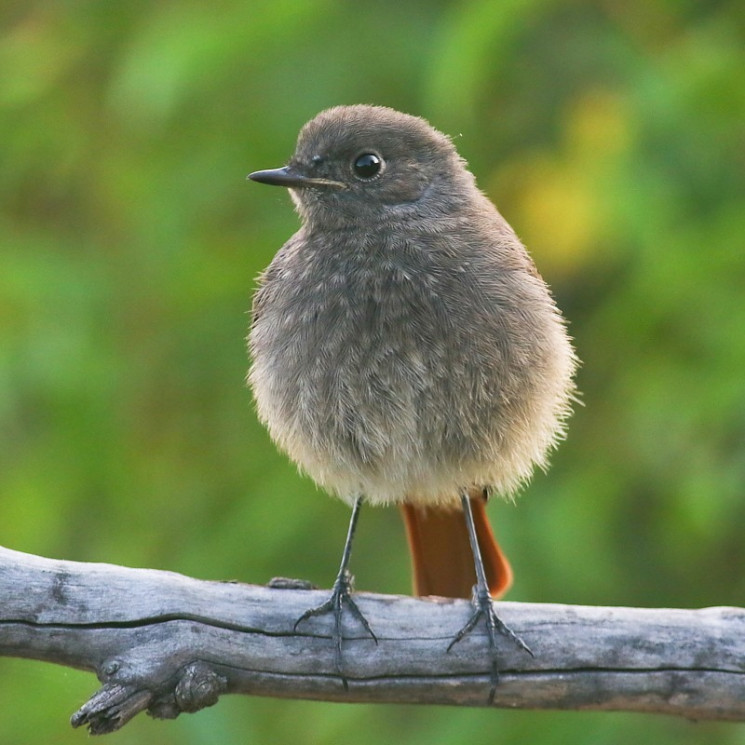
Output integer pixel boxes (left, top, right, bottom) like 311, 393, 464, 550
352, 153, 383, 180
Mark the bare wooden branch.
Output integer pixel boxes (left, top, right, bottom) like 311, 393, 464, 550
0, 546, 742, 734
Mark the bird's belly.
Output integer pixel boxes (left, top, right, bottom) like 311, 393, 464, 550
249, 258, 574, 505
251, 313, 499, 507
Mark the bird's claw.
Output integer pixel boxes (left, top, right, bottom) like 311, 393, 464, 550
294, 569, 378, 689
448, 586, 532, 704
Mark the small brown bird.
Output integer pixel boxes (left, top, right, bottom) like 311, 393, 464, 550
248, 105, 577, 691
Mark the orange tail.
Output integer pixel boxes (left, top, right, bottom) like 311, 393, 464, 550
400, 493, 513, 600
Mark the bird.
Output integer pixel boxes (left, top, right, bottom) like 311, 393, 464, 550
247, 104, 577, 694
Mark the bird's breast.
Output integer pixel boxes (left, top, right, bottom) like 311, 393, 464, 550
251, 246, 457, 469
248, 230, 573, 505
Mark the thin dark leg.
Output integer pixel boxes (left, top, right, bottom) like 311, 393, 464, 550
294, 496, 377, 688
448, 492, 532, 703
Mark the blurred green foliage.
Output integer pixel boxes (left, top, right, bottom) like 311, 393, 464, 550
1, 1, 744, 743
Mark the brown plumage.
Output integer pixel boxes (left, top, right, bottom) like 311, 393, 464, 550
247, 105, 577, 685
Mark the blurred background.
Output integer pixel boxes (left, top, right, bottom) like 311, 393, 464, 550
1, 0, 744, 743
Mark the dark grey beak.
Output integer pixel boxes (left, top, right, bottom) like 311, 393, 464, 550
247, 166, 346, 190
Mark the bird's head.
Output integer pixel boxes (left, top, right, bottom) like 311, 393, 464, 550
248, 105, 475, 226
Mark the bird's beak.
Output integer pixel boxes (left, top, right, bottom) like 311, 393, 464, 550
247, 166, 346, 190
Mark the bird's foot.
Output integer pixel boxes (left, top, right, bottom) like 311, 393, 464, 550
447, 585, 533, 704
294, 569, 378, 689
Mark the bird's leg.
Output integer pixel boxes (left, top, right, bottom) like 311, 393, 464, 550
294, 496, 377, 688
447, 492, 533, 703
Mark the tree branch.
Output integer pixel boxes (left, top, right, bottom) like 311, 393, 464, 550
0, 546, 742, 734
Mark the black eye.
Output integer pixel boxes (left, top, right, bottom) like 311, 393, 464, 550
353, 153, 383, 179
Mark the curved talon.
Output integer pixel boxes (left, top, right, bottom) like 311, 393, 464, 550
294, 569, 377, 689
446, 608, 482, 653
344, 593, 378, 644
447, 493, 534, 703
448, 586, 532, 703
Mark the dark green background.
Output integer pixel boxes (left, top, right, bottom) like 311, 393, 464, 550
1, 1, 743, 743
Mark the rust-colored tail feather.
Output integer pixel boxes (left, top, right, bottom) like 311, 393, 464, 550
400, 494, 512, 600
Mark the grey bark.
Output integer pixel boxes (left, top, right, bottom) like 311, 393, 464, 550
0, 546, 742, 735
